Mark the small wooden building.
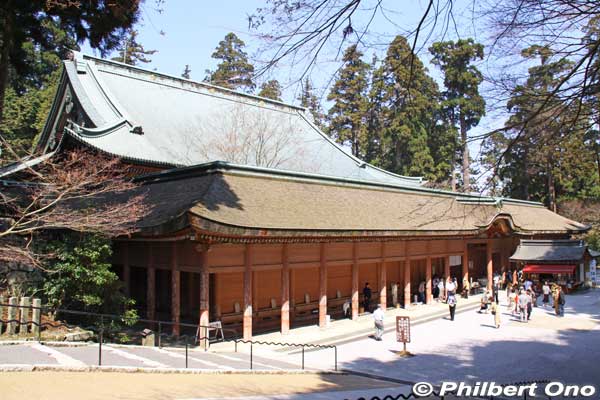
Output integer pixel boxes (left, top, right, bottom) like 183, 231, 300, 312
1, 53, 589, 339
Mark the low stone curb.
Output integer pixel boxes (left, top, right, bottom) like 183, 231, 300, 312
0, 364, 343, 375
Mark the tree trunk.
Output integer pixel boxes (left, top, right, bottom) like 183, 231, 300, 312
459, 113, 470, 192
0, 6, 13, 125
547, 161, 556, 213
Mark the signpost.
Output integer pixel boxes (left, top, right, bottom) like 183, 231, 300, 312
395, 316, 412, 356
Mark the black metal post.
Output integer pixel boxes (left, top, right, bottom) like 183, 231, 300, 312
185, 338, 189, 369
334, 346, 337, 371
250, 342, 253, 370
235, 340, 238, 353
302, 346, 305, 370
99, 315, 104, 366
158, 322, 162, 348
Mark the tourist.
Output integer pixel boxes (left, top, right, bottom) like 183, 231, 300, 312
462, 276, 470, 299
542, 281, 551, 308
518, 290, 529, 322
363, 282, 372, 312
432, 276, 440, 299
507, 287, 514, 312
493, 274, 500, 304
490, 300, 501, 328
418, 280, 426, 303
446, 277, 456, 297
514, 289, 520, 315
517, 269, 523, 284
479, 291, 490, 313
557, 286, 566, 316
530, 286, 538, 307
506, 280, 513, 303
526, 289, 533, 320
438, 278, 446, 302
447, 293, 457, 321
524, 278, 533, 291
372, 303, 385, 341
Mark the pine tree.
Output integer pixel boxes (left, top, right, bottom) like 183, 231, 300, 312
182, 65, 192, 79
205, 33, 255, 92
111, 30, 157, 66
379, 35, 438, 180
297, 78, 325, 127
326, 45, 370, 158
430, 39, 485, 192
258, 79, 282, 101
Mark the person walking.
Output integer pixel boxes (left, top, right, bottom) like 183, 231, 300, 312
493, 275, 500, 304
447, 293, 457, 321
526, 289, 533, 321
446, 277, 456, 297
557, 287, 566, 316
542, 281, 551, 308
433, 276, 440, 300
363, 282, 372, 313
490, 300, 501, 328
518, 290, 529, 322
372, 303, 385, 340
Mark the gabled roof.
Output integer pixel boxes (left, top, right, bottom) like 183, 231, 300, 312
132, 162, 589, 239
510, 240, 589, 262
36, 52, 424, 187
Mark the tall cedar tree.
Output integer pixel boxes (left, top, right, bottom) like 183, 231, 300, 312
327, 45, 370, 158
486, 46, 599, 210
0, 0, 141, 124
258, 79, 283, 101
430, 39, 485, 192
111, 30, 157, 66
205, 33, 255, 92
0, 19, 78, 162
297, 78, 324, 127
379, 35, 437, 179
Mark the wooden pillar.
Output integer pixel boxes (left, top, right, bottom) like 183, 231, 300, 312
147, 247, 156, 321
462, 243, 469, 290
123, 245, 130, 297
281, 244, 290, 335
319, 243, 328, 328
171, 243, 181, 336
487, 241, 493, 291
425, 257, 432, 304
243, 244, 253, 340
198, 248, 209, 349
403, 260, 411, 308
351, 243, 359, 320
378, 263, 387, 308
444, 255, 451, 298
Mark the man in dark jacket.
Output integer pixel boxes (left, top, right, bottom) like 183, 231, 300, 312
363, 282, 372, 313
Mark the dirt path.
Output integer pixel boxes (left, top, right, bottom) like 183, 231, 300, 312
0, 371, 396, 400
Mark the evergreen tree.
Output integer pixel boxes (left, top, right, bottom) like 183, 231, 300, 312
182, 64, 192, 79
363, 55, 386, 165
297, 78, 325, 127
258, 79, 283, 101
205, 33, 255, 92
0, 20, 78, 162
111, 30, 157, 66
430, 39, 485, 192
379, 35, 438, 180
327, 45, 370, 158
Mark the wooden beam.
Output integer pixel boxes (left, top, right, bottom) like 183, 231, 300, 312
281, 244, 290, 335
403, 260, 411, 309
199, 250, 209, 350
243, 244, 253, 340
425, 256, 432, 304
378, 262, 387, 308
319, 243, 328, 329
171, 243, 181, 336
351, 243, 359, 320
487, 240, 493, 291
444, 255, 451, 299
462, 242, 469, 291
147, 246, 156, 321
